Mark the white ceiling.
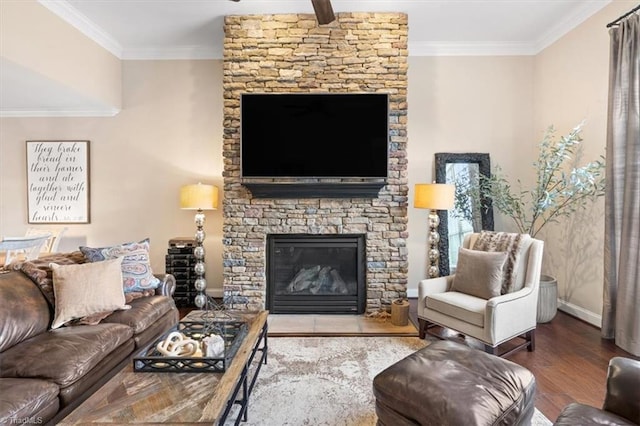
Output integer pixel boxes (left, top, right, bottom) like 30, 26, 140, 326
46, 0, 612, 58
1, 0, 612, 116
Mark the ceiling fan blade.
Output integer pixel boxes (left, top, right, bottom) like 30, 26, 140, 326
311, 0, 335, 25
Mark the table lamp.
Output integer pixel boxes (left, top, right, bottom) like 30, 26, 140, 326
414, 183, 455, 278
180, 183, 219, 308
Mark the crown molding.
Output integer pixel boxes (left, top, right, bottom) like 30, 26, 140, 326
0, 108, 120, 118
38, 0, 123, 58
533, 0, 611, 53
409, 41, 536, 57
38, 0, 611, 60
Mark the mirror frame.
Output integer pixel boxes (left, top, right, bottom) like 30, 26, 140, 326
435, 152, 494, 276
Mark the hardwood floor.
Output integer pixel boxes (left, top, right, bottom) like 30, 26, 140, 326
408, 299, 639, 422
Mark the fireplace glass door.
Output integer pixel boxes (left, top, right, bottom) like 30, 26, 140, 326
267, 234, 366, 314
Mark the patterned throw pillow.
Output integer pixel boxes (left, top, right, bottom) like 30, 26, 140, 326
80, 239, 161, 293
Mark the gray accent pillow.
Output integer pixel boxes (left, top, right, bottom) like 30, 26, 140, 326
451, 248, 508, 299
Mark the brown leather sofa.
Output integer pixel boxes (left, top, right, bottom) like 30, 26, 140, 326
554, 356, 640, 425
0, 256, 179, 426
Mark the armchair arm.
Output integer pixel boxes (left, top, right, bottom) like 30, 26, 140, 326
603, 357, 640, 424
486, 286, 533, 308
154, 273, 176, 297
418, 276, 454, 317
485, 286, 536, 344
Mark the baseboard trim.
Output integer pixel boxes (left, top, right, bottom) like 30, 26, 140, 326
558, 299, 602, 328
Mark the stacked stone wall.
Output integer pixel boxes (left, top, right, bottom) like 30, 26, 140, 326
222, 13, 408, 313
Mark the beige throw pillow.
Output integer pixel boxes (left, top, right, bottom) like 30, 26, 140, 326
50, 257, 130, 329
451, 248, 508, 299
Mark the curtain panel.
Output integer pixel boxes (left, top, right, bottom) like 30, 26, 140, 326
603, 13, 640, 356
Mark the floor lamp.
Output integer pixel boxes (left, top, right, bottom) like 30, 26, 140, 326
180, 183, 219, 308
414, 183, 455, 278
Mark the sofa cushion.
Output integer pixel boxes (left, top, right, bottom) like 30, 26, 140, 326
426, 291, 486, 327
0, 378, 59, 425
58, 339, 135, 407
0, 272, 51, 352
0, 323, 133, 388
103, 295, 176, 334
19, 251, 87, 306
451, 248, 507, 299
80, 239, 161, 293
50, 258, 130, 329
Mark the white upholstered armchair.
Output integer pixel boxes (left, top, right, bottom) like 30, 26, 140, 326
418, 232, 544, 356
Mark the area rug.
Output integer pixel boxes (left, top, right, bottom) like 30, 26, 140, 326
235, 336, 552, 425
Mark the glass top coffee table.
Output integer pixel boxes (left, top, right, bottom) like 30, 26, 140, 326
59, 310, 268, 425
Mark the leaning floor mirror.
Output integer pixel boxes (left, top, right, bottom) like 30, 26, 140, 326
435, 153, 494, 276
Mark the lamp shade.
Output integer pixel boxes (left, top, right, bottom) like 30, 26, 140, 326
180, 183, 219, 210
414, 183, 455, 210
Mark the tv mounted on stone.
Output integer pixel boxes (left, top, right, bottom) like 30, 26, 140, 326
240, 93, 389, 198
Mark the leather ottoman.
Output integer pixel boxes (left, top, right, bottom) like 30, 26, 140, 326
373, 340, 536, 426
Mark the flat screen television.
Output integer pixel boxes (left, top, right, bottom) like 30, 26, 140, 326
241, 93, 389, 179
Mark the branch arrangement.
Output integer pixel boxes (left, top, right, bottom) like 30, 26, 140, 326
455, 123, 606, 238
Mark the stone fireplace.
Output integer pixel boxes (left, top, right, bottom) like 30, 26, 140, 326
222, 13, 408, 314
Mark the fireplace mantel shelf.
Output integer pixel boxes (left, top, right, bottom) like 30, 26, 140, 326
243, 182, 386, 199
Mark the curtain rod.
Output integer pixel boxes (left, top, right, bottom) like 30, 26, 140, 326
606, 4, 640, 28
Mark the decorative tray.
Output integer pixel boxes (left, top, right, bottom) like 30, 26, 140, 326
133, 320, 248, 373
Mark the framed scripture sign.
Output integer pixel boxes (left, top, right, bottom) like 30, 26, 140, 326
26, 140, 90, 224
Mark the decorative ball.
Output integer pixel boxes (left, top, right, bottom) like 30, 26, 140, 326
194, 246, 205, 259
194, 293, 207, 308
194, 212, 205, 226
428, 248, 440, 261
195, 229, 205, 243
429, 231, 440, 243
194, 262, 205, 275
194, 277, 207, 291
428, 214, 440, 227
428, 265, 440, 278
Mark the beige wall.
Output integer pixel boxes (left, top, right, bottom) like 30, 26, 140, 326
0, 60, 225, 293
406, 55, 534, 293
0, 0, 121, 110
531, 0, 634, 324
